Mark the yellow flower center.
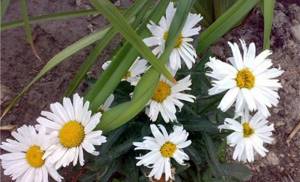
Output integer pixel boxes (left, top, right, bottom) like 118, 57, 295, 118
59, 121, 85, 148
26, 145, 45, 168
236, 68, 255, 89
160, 141, 176, 158
123, 71, 131, 80
243, 122, 254, 137
152, 81, 171, 103
163, 32, 183, 48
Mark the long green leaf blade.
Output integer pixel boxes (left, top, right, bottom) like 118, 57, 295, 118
262, 0, 275, 49
197, 0, 259, 53
19, 0, 33, 45
1, 0, 10, 20
1, 27, 110, 119
1, 9, 98, 31
20, 0, 42, 61
89, 0, 175, 83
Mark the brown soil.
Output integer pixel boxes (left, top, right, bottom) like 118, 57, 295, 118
1, 1, 299, 182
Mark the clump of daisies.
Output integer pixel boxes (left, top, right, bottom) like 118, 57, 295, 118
0, 94, 107, 181
206, 40, 283, 162
144, 2, 203, 71
0, 1, 284, 181
219, 111, 274, 162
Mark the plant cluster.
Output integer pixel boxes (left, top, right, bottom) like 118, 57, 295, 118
1, 0, 279, 181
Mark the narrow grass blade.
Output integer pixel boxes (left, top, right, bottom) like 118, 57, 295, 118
197, 0, 259, 53
20, 0, 42, 61
98, 0, 195, 132
65, 0, 149, 96
1, 27, 110, 119
1, 0, 10, 20
262, 0, 275, 49
89, 0, 175, 83
1, 9, 99, 31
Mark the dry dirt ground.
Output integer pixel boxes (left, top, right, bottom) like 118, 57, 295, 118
1, 0, 299, 182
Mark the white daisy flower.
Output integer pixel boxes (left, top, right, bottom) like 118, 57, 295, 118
133, 124, 191, 181
144, 2, 203, 71
37, 93, 107, 169
0, 125, 63, 182
206, 40, 283, 117
219, 111, 274, 162
146, 75, 195, 123
102, 58, 148, 86
98, 94, 114, 112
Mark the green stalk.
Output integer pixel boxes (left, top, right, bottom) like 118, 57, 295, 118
1, 9, 98, 31
262, 0, 275, 49
1, 0, 10, 21
197, 0, 259, 53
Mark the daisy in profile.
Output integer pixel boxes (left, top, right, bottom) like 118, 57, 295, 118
0, 125, 63, 182
146, 75, 195, 123
219, 111, 274, 162
133, 124, 191, 181
144, 2, 202, 71
206, 40, 283, 117
98, 94, 114, 112
102, 58, 148, 86
37, 93, 107, 169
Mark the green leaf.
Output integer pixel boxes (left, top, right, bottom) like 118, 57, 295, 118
1, 9, 98, 31
19, 0, 42, 61
197, 0, 259, 53
122, 156, 139, 182
89, 0, 175, 83
262, 0, 275, 49
1, 27, 110, 119
98, 86, 154, 132
1, 0, 10, 20
64, 0, 150, 96
19, 0, 32, 44
182, 117, 218, 133
186, 146, 202, 165
213, 0, 237, 19
193, 0, 213, 27
204, 134, 225, 177
98, 160, 120, 182
221, 163, 252, 181
99, 125, 128, 154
